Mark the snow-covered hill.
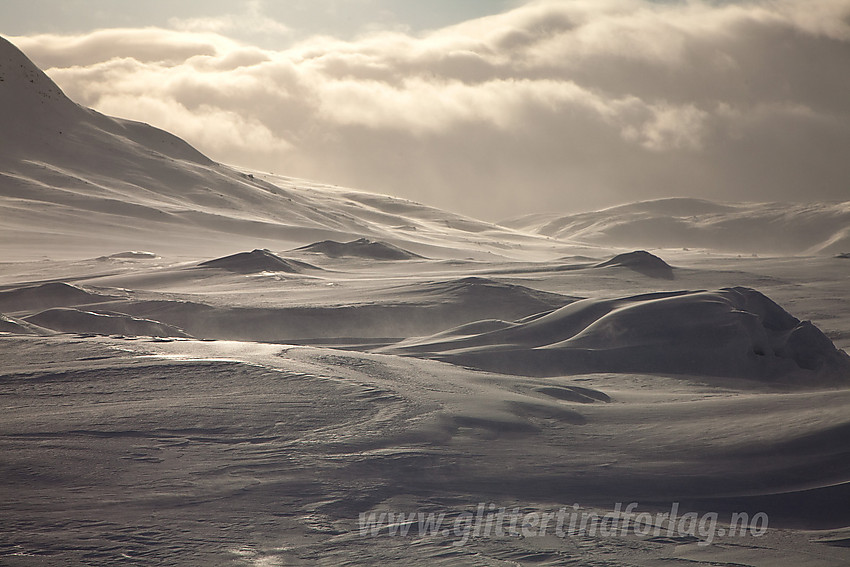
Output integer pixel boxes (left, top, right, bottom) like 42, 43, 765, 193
503, 198, 850, 256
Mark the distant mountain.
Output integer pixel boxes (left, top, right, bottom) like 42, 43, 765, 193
0, 35, 544, 261
5, 33, 844, 260
502, 198, 850, 255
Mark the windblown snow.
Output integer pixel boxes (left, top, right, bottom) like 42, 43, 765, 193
503, 198, 850, 255
382, 287, 850, 384
1, 34, 850, 566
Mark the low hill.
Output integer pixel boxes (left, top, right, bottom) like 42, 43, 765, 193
0, 282, 113, 312
596, 250, 674, 279
25, 307, 191, 338
294, 238, 425, 260
196, 249, 319, 274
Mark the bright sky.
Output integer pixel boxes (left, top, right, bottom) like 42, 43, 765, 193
0, 1, 520, 46
2, 0, 849, 220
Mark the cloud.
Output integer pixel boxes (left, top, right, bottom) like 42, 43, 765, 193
95, 94, 294, 169
621, 104, 709, 151
168, 0, 291, 37
10, 0, 850, 219
11, 28, 235, 68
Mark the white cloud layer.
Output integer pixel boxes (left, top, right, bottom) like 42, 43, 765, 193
10, 0, 850, 218
168, 0, 292, 37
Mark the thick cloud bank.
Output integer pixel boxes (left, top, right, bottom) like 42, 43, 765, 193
11, 0, 850, 218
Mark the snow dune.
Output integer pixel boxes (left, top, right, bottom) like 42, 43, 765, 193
0, 271, 576, 342
75, 275, 575, 343
0, 313, 51, 335
294, 237, 425, 260
0, 282, 114, 312
96, 251, 158, 260
382, 287, 850, 384
25, 307, 191, 338
196, 249, 320, 274
596, 250, 675, 279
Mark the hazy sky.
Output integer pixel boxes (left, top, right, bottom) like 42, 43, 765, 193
0, 1, 519, 46
2, 0, 850, 219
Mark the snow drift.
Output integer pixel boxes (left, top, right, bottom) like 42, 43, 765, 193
596, 250, 674, 279
196, 249, 319, 274
293, 238, 425, 260
382, 287, 850, 384
25, 307, 191, 338
90, 276, 574, 343
0, 313, 52, 335
388, 276, 576, 314
0, 282, 114, 312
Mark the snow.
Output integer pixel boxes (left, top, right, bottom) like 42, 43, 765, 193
1, 34, 850, 566
197, 249, 319, 274
383, 287, 850, 385
503, 197, 850, 256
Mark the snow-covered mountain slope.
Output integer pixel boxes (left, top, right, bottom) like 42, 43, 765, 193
0, 35, 558, 262
502, 198, 850, 256
4, 33, 846, 262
